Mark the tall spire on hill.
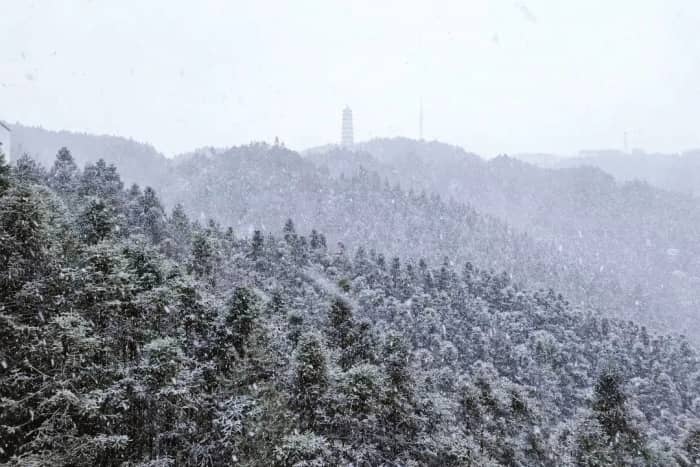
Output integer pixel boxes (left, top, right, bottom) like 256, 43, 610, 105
342, 106, 354, 148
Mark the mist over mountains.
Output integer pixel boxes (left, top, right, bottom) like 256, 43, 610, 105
516, 149, 700, 197
8, 125, 700, 343
309, 139, 700, 337
4, 122, 700, 464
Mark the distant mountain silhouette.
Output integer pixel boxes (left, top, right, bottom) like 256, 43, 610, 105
10, 123, 170, 188
515, 148, 700, 196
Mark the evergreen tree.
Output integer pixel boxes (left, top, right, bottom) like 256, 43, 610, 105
326, 296, 353, 349
167, 203, 192, 259
325, 296, 378, 370
0, 184, 49, 300
331, 363, 387, 463
190, 231, 214, 278
309, 229, 322, 249
390, 256, 402, 290
286, 311, 304, 346
125, 183, 143, 232
575, 369, 648, 465
77, 197, 114, 244
48, 147, 79, 194
437, 256, 454, 291
291, 332, 329, 430
78, 158, 123, 202
13, 154, 46, 185
139, 186, 167, 244
223, 287, 259, 358
593, 369, 635, 440
380, 332, 418, 457
266, 288, 287, 315
251, 229, 264, 259
283, 218, 296, 244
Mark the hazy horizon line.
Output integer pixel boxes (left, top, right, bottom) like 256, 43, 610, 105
9, 119, 700, 161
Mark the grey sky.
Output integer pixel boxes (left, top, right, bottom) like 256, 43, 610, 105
1, 0, 699, 157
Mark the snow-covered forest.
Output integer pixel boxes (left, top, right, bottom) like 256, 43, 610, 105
1, 143, 700, 465
13, 127, 700, 340
4, 2, 700, 465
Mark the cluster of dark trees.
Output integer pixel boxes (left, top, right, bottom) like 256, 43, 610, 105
1, 149, 699, 465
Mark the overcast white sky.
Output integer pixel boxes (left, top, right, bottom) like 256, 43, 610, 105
1, 0, 699, 157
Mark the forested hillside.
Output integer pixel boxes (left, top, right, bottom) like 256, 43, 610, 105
162, 143, 628, 323
9, 126, 700, 341
1, 150, 699, 465
9, 124, 169, 187
308, 139, 700, 341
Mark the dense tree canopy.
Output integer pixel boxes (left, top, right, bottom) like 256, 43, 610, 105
0, 152, 698, 466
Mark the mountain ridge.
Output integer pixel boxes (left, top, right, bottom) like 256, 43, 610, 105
9, 127, 700, 341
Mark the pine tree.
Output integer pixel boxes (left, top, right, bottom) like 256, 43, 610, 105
0, 153, 13, 193
0, 184, 49, 300
13, 154, 46, 185
251, 229, 264, 259
593, 369, 632, 440
383, 332, 412, 394
380, 332, 418, 458
223, 287, 259, 358
167, 203, 192, 259
190, 232, 214, 278
286, 311, 304, 346
332, 363, 387, 463
125, 183, 143, 231
140, 186, 167, 244
78, 158, 124, 202
328, 296, 352, 338
48, 147, 79, 194
291, 332, 329, 430
283, 218, 296, 244
309, 229, 321, 249
78, 197, 114, 244
266, 288, 287, 315
390, 256, 402, 290
575, 369, 648, 465
437, 256, 454, 291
